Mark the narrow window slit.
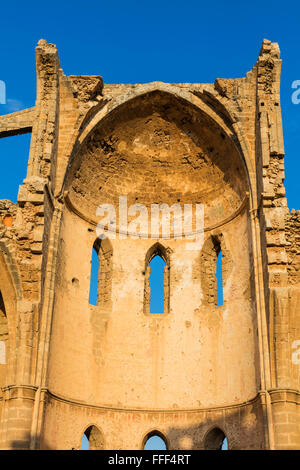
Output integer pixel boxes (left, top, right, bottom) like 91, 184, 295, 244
89, 246, 99, 306
144, 243, 170, 315
149, 255, 166, 314
81, 425, 104, 450
216, 248, 223, 307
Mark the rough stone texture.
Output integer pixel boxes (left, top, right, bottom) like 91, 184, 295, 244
0, 108, 35, 138
0, 39, 299, 450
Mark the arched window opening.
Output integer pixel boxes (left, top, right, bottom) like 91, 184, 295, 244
81, 425, 104, 450
143, 431, 168, 450
200, 234, 232, 307
89, 246, 99, 306
204, 428, 228, 450
144, 243, 170, 315
89, 239, 112, 308
216, 249, 223, 307
149, 255, 166, 314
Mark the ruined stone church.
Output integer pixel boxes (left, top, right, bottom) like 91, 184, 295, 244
0, 39, 299, 450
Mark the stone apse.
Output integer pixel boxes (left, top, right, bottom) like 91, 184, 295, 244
0, 39, 299, 450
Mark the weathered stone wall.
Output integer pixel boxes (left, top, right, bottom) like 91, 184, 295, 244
0, 38, 299, 449
40, 393, 265, 450
286, 210, 300, 286
46, 206, 258, 410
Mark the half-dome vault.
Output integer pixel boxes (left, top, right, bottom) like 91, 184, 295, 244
64, 90, 248, 231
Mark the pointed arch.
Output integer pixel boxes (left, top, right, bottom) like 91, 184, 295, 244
60, 83, 254, 196
60, 85, 254, 223
144, 243, 171, 315
142, 429, 168, 450
145, 242, 170, 266
204, 427, 228, 450
80, 424, 105, 450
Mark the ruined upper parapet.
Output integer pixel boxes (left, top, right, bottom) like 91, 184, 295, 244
0, 38, 286, 211
259, 38, 281, 61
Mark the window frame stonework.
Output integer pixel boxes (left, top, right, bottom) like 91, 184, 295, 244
200, 233, 232, 307
92, 238, 113, 310
143, 243, 171, 315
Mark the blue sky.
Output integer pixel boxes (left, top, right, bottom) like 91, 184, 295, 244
0, 0, 300, 208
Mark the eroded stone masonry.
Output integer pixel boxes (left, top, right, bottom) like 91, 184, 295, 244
0, 39, 299, 450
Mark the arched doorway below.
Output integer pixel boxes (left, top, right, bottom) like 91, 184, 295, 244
204, 428, 228, 450
81, 425, 104, 450
143, 431, 168, 450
